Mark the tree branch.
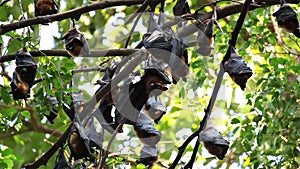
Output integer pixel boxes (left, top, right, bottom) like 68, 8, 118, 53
24, 124, 72, 169
0, 0, 11, 7
174, 0, 299, 38
0, 104, 62, 137
0, 49, 139, 62
1, 0, 297, 36
168, 129, 200, 169
0, 128, 31, 139
0, 0, 163, 35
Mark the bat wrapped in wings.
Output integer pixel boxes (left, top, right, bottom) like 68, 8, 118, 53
224, 46, 253, 90
62, 23, 90, 57
34, 0, 58, 17
273, 3, 300, 37
199, 126, 229, 160
10, 48, 37, 100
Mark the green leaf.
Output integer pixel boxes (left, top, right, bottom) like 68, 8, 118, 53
179, 87, 185, 99
253, 115, 262, 123
257, 132, 262, 146
21, 111, 31, 119
1, 89, 11, 105
231, 118, 240, 124
233, 126, 240, 134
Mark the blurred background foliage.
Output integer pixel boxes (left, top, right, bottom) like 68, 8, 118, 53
0, 0, 299, 168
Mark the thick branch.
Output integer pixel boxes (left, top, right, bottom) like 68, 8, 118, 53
0, 49, 139, 62
1, 0, 297, 36
175, 0, 299, 38
0, 0, 162, 35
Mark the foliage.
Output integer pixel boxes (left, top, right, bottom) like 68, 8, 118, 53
0, 0, 299, 169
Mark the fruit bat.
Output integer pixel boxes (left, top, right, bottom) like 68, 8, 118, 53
196, 19, 214, 56
273, 4, 300, 38
199, 126, 229, 160
68, 120, 93, 160
95, 66, 123, 133
145, 96, 166, 124
45, 94, 59, 124
173, 0, 190, 16
224, 46, 253, 90
143, 30, 173, 61
143, 30, 190, 84
34, 0, 58, 17
138, 145, 159, 168
134, 112, 161, 146
62, 24, 90, 57
169, 41, 189, 84
115, 67, 171, 125
10, 48, 37, 100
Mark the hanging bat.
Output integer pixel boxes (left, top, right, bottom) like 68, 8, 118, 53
134, 112, 161, 146
273, 4, 300, 38
68, 120, 93, 160
10, 48, 37, 100
10, 72, 30, 100
68, 130, 91, 160
34, 0, 58, 17
138, 145, 159, 168
169, 48, 190, 84
95, 66, 123, 133
196, 4, 223, 56
143, 30, 173, 61
173, 0, 190, 16
144, 67, 170, 97
62, 91, 84, 120
62, 25, 90, 57
196, 19, 214, 56
224, 46, 253, 90
115, 67, 171, 125
199, 126, 229, 160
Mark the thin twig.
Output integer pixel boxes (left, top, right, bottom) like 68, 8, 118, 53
99, 123, 124, 169
72, 66, 106, 74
